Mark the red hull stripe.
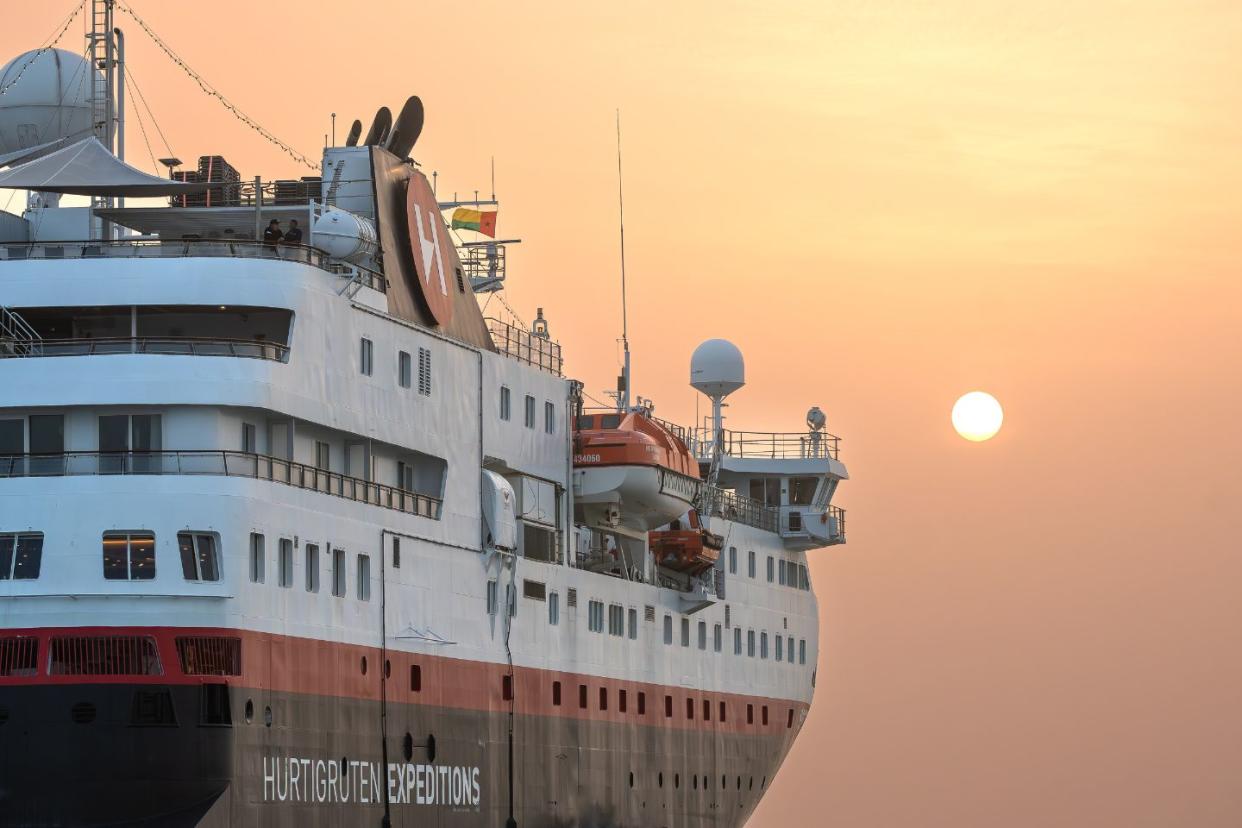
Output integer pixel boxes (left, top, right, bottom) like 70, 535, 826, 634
0, 626, 807, 735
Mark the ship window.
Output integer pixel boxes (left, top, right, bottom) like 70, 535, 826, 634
788, 635, 795, 663
29, 414, 64, 455
600, 414, 621, 429
549, 591, 560, 625
637, 691, 646, 715
242, 422, 257, 453
499, 386, 511, 421
713, 623, 722, 653
681, 618, 690, 647
552, 680, 562, 706
357, 554, 371, 601
103, 531, 155, 580
788, 708, 795, 728
728, 546, 737, 574
734, 627, 742, 655
502, 675, 513, 701
627, 607, 637, 640
417, 348, 432, 396
305, 544, 320, 593
392, 537, 400, 569
331, 547, 346, 597
703, 699, 710, 721
0, 533, 43, 580
799, 638, 807, 665
398, 350, 412, 388
663, 614, 673, 645
544, 401, 555, 434
789, 476, 818, 506
588, 600, 605, 633
487, 579, 499, 615
766, 556, 774, 583
619, 688, 628, 712
249, 533, 265, 583
747, 704, 754, 724
359, 337, 373, 376
524, 395, 536, 429
315, 441, 330, 471
747, 629, 756, 658
665, 695, 673, 718
762, 705, 769, 726
410, 664, 422, 692
599, 686, 607, 710
608, 604, 624, 636
760, 632, 769, 659
719, 701, 726, 722
776, 635, 784, 661
686, 697, 694, 720
278, 538, 294, 588
697, 621, 707, 650
778, 559, 787, 585
579, 684, 588, 709
802, 564, 810, 590
747, 549, 755, 578
0, 419, 23, 455
177, 532, 219, 582
505, 582, 516, 617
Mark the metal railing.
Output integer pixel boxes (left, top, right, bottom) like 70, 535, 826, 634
0, 305, 41, 356
0, 336, 288, 361
691, 428, 841, 461
486, 317, 563, 376
0, 451, 442, 520
0, 239, 387, 293
827, 505, 846, 543
696, 485, 779, 533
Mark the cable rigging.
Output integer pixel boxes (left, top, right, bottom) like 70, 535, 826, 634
0, 0, 84, 98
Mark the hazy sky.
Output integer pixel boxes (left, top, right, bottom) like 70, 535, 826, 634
6, 1, 1242, 824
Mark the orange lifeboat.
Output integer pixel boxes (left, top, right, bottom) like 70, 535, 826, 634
573, 411, 701, 533
649, 510, 723, 575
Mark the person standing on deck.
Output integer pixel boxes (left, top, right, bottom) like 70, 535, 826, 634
262, 219, 283, 255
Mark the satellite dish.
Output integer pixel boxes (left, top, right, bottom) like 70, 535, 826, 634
0, 48, 98, 155
362, 106, 392, 147
344, 119, 362, 147
690, 339, 745, 399
385, 96, 424, 159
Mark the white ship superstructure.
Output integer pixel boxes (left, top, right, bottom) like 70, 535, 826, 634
0, 8, 848, 826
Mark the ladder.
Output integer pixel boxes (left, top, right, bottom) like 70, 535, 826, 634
0, 306, 42, 356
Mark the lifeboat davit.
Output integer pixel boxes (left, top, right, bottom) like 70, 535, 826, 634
573, 411, 702, 533
650, 509, 723, 575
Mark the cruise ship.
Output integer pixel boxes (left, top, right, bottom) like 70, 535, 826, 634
0, 5, 848, 826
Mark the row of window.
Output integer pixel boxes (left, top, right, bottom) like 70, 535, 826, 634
662, 614, 808, 665
498, 386, 556, 434
360, 338, 433, 397
725, 546, 811, 591
248, 533, 371, 601
552, 679, 795, 729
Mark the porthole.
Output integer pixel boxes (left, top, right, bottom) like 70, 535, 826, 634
264, 705, 273, 727
361, 656, 368, 676
245, 699, 254, 723
403, 732, 414, 762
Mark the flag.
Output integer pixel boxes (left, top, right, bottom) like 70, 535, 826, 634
450, 208, 497, 237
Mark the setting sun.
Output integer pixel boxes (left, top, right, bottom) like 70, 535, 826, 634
952, 391, 1003, 441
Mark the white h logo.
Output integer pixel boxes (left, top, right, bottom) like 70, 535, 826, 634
411, 203, 448, 297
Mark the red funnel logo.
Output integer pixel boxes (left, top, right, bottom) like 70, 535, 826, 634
405, 173, 454, 326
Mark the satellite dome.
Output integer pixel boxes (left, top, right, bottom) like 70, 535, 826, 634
0, 48, 97, 156
690, 339, 745, 398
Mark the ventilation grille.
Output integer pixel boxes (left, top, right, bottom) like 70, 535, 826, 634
0, 637, 38, 677
567, 588, 577, 608
130, 689, 178, 727
522, 579, 546, 601
644, 605, 655, 623
417, 347, 432, 396
176, 636, 242, 676
49, 636, 162, 676
725, 604, 731, 629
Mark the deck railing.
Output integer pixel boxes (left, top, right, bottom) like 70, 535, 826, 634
486, 317, 563, 376
692, 428, 840, 461
0, 239, 387, 293
0, 451, 441, 519
696, 486, 779, 533
0, 336, 288, 362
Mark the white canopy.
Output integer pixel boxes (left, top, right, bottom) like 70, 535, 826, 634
0, 132, 91, 169
0, 137, 209, 196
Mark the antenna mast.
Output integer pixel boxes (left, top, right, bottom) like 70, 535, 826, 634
616, 109, 631, 412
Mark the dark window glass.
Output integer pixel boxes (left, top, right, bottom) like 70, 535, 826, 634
600, 414, 621, 429
28, 415, 63, 454
177, 532, 219, 581
103, 532, 155, 580
0, 419, 24, 455
1, 533, 43, 580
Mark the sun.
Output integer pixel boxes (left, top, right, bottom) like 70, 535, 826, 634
952, 392, 1003, 442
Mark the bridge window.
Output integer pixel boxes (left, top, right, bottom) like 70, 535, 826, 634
0, 532, 43, 580
103, 531, 155, 580
789, 476, 818, 505
177, 532, 219, 582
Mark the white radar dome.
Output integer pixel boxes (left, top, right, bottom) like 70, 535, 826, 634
0, 48, 98, 156
690, 339, 745, 399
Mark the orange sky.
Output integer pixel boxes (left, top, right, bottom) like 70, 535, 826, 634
6, 1, 1242, 824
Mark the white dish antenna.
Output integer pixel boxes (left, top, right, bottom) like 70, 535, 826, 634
0, 48, 97, 156
690, 338, 745, 399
